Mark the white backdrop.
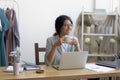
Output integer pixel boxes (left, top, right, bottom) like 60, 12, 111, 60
16, 0, 118, 64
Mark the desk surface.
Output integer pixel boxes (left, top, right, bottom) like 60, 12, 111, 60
1, 64, 120, 80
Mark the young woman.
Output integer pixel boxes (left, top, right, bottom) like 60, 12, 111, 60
45, 15, 80, 66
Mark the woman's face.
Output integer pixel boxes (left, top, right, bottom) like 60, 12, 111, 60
60, 20, 73, 36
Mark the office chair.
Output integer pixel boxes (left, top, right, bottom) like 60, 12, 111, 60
34, 43, 46, 65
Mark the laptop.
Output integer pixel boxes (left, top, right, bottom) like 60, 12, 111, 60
53, 51, 88, 70
96, 61, 118, 68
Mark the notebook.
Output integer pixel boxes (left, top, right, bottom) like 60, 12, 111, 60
22, 61, 40, 70
53, 51, 88, 70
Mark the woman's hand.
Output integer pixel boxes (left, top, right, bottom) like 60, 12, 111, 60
70, 37, 80, 51
70, 37, 78, 46
54, 37, 64, 47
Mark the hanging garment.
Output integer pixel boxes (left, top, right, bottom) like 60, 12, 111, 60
5, 8, 14, 65
12, 9, 20, 51
0, 8, 10, 66
5, 8, 20, 65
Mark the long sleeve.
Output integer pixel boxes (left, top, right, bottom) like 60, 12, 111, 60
12, 9, 20, 51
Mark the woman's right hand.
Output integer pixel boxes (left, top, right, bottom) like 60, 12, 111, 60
54, 37, 64, 47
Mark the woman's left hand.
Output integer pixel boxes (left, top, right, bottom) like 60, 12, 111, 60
70, 37, 80, 51
70, 37, 79, 47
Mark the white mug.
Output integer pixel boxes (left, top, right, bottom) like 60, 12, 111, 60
64, 35, 71, 43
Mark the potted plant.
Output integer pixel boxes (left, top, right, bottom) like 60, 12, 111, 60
84, 16, 91, 26
84, 15, 92, 33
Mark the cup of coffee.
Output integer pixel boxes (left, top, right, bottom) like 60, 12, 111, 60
64, 35, 71, 43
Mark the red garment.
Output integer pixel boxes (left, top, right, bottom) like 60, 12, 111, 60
5, 8, 14, 65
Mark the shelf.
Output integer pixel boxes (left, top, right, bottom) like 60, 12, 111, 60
83, 33, 117, 36
83, 12, 117, 16
79, 11, 118, 58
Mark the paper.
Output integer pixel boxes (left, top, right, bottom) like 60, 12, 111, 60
4, 66, 24, 72
86, 64, 115, 72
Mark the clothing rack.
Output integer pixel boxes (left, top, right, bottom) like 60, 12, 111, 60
0, 0, 19, 22
0, 0, 20, 66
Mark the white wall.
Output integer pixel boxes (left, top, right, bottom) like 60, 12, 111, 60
94, 0, 119, 12
16, 0, 93, 63
16, 0, 119, 64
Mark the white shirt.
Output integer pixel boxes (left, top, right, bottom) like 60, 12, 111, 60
61, 43, 68, 52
